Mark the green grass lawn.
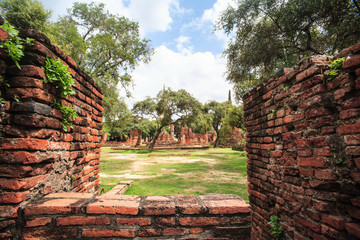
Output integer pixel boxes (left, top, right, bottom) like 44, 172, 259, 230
99, 147, 249, 202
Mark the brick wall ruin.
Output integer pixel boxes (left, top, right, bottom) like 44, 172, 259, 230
0, 25, 251, 239
21, 193, 251, 239
244, 43, 360, 239
0, 28, 102, 238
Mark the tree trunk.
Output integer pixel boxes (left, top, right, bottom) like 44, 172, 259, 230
214, 130, 220, 148
149, 127, 162, 149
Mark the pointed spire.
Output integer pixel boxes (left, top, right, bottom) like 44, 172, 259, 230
228, 90, 232, 104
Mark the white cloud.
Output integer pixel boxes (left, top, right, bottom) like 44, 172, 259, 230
182, 0, 236, 44
124, 45, 232, 107
175, 36, 193, 55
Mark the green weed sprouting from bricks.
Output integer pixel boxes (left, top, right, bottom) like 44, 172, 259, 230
42, 57, 76, 97
53, 99, 78, 132
43, 57, 78, 132
268, 215, 283, 240
268, 109, 277, 118
326, 57, 347, 81
336, 157, 346, 165
0, 21, 33, 69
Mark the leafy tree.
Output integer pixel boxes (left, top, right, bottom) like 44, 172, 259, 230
205, 101, 231, 147
1, 1, 153, 136
133, 88, 202, 149
0, 0, 51, 31
102, 97, 131, 141
48, 2, 153, 128
217, 0, 360, 100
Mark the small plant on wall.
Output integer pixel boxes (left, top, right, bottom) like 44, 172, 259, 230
42, 57, 78, 132
268, 215, 283, 240
0, 21, 33, 69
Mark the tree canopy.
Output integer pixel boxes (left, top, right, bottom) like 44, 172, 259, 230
133, 88, 202, 149
0, 1, 154, 136
217, 0, 360, 100
0, 0, 51, 31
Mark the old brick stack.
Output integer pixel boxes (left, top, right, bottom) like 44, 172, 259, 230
21, 193, 251, 239
244, 43, 360, 239
0, 28, 102, 238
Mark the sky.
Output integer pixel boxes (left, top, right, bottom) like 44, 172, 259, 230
42, 0, 236, 106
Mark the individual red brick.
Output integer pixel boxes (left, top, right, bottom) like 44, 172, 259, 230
26, 217, 52, 227
313, 147, 331, 156
179, 217, 225, 226
342, 97, 360, 109
163, 228, 186, 236
345, 135, 360, 145
82, 229, 135, 238
25, 198, 86, 215
346, 222, 360, 238
315, 169, 338, 180
176, 195, 203, 214
321, 224, 347, 239
297, 157, 327, 167
8, 65, 45, 78
87, 199, 139, 215
296, 65, 322, 82
7, 88, 54, 103
23, 229, 78, 239
294, 215, 321, 233
137, 228, 162, 237
321, 214, 347, 230
189, 228, 204, 234
0, 175, 48, 190
305, 107, 330, 119
301, 95, 322, 109
337, 121, 360, 134
0, 191, 30, 203
307, 137, 326, 147
0, 205, 18, 218
142, 196, 175, 215
0, 27, 9, 41
57, 216, 110, 226
350, 172, 360, 184
202, 199, 250, 214
343, 55, 360, 69
116, 217, 151, 226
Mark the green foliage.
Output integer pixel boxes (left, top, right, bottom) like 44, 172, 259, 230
42, 57, 75, 97
217, 0, 360, 100
45, 2, 153, 134
13, 95, 20, 102
0, 21, 33, 68
283, 86, 290, 91
42, 57, 77, 132
327, 57, 347, 81
268, 215, 283, 240
0, 0, 51, 30
133, 88, 201, 149
336, 157, 347, 165
53, 100, 79, 132
329, 57, 346, 70
268, 109, 277, 118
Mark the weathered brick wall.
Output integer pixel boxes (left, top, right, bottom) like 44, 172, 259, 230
21, 193, 251, 239
0, 28, 102, 238
244, 43, 360, 239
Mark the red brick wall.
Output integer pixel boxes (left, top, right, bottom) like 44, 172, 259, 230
21, 193, 251, 239
244, 43, 360, 239
0, 29, 102, 238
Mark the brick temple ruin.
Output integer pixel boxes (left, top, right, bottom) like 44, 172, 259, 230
104, 125, 244, 149
0, 20, 359, 239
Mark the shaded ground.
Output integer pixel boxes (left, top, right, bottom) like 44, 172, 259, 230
99, 147, 249, 201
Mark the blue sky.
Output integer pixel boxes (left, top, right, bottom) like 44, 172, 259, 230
42, 0, 236, 106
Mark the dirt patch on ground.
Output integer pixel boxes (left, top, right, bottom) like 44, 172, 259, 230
101, 152, 246, 185
149, 153, 191, 157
